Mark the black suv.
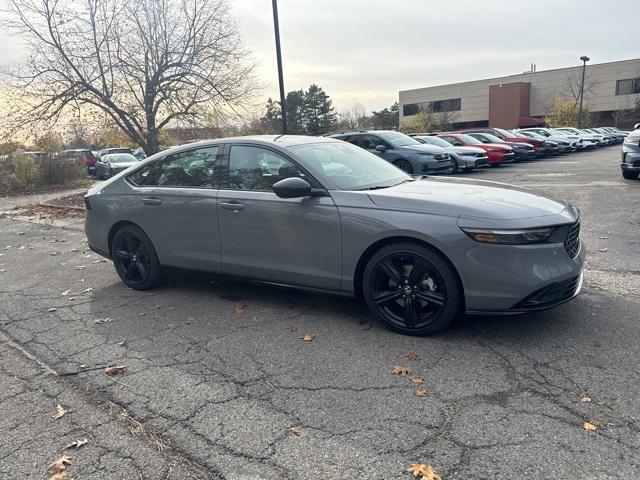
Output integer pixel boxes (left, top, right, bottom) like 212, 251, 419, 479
330, 130, 453, 175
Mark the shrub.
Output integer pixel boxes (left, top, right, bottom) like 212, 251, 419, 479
11, 152, 39, 186
0, 151, 85, 194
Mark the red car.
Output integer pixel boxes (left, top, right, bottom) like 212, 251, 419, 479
60, 149, 99, 174
437, 133, 514, 165
456, 127, 546, 156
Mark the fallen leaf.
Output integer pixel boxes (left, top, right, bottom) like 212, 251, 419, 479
392, 365, 411, 376
234, 302, 246, 314
0, 269, 5, 273
146, 291, 159, 296
416, 388, 429, 398
94, 317, 112, 324
81, 287, 93, 293
117, 339, 127, 346
52, 404, 67, 420
63, 438, 88, 450
599, 236, 609, 239
61, 290, 71, 296
581, 394, 592, 403
301, 334, 315, 342
104, 365, 128, 376
412, 377, 426, 385
583, 421, 597, 432
405, 352, 421, 361
48, 308, 58, 312
49, 473, 72, 480
290, 426, 305, 437
48, 455, 72, 474
408, 463, 442, 480
599, 248, 608, 253
287, 325, 298, 333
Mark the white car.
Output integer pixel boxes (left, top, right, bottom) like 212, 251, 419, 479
518, 128, 582, 151
554, 128, 601, 148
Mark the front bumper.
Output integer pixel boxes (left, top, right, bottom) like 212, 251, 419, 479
513, 149, 536, 161
622, 145, 640, 171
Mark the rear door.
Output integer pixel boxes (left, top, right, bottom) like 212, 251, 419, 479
124, 146, 222, 271
217, 144, 342, 289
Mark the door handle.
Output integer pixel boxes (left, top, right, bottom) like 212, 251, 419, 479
220, 201, 245, 211
142, 197, 163, 206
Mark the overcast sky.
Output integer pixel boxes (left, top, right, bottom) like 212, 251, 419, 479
1, 0, 639, 113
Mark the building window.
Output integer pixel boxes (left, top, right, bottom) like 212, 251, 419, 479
402, 98, 461, 116
616, 78, 640, 95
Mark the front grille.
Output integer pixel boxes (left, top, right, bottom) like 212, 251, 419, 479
513, 275, 581, 309
564, 222, 581, 258
434, 153, 447, 160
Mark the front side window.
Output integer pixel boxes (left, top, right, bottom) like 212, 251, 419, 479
227, 145, 305, 191
128, 146, 219, 188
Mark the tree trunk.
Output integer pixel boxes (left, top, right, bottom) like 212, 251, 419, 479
145, 129, 161, 156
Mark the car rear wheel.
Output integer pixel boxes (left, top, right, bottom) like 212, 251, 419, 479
394, 160, 413, 175
111, 225, 163, 290
622, 171, 639, 180
450, 157, 459, 173
363, 243, 461, 335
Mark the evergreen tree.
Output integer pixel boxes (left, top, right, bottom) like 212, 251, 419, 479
371, 102, 399, 130
303, 84, 337, 135
285, 90, 307, 134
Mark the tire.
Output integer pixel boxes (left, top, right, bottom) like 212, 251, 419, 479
394, 159, 414, 175
450, 158, 459, 173
622, 170, 639, 180
111, 225, 163, 290
362, 242, 461, 336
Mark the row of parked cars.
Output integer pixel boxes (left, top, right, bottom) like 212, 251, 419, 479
329, 126, 629, 175
57, 147, 146, 178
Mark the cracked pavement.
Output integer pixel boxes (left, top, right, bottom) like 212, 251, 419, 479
1, 145, 639, 479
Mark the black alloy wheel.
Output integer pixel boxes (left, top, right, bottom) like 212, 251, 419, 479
363, 243, 460, 335
111, 225, 162, 290
394, 160, 413, 175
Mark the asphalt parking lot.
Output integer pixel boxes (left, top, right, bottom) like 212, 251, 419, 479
1, 145, 639, 479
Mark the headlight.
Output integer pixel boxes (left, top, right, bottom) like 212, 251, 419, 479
461, 227, 554, 244
416, 153, 435, 158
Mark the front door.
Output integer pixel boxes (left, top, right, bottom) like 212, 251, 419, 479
124, 145, 222, 272
218, 144, 342, 290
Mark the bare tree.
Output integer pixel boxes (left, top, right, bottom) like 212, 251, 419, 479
2, 0, 257, 154
562, 69, 600, 106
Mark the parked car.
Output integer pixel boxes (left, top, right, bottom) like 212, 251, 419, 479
132, 147, 147, 161
410, 135, 488, 172
517, 130, 571, 153
591, 127, 625, 144
508, 130, 561, 156
60, 149, 99, 174
457, 127, 546, 157
581, 129, 612, 145
95, 153, 141, 179
98, 147, 133, 160
464, 132, 536, 161
621, 126, 640, 179
517, 128, 580, 151
329, 130, 452, 175
84, 135, 585, 336
553, 128, 601, 148
436, 133, 514, 166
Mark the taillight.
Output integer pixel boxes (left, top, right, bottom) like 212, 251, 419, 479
84, 196, 92, 210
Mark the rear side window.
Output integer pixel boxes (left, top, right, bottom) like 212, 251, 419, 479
128, 146, 219, 188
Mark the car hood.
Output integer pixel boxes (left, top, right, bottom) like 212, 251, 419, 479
445, 146, 486, 154
400, 144, 446, 154
477, 143, 511, 151
366, 177, 576, 225
110, 162, 138, 169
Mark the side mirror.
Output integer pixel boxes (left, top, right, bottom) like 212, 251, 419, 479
634, 123, 640, 130
273, 177, 311, 199
375, 144, 386, 152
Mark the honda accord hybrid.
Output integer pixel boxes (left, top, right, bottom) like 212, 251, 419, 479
84, 135, 584, 335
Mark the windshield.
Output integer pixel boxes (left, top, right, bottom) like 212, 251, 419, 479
479, 133, 505, 143
106, 153, 138, 164
493, 128, 513, 138
289, 141, 411, 190
416, 136, 451, 148
521, 131, 545, 140
456, 134, 483, 145
510, 131, 530, 139
376, 131, 421, 147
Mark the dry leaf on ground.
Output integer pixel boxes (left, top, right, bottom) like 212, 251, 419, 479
117, 339, 126, 346
234, 302, 246, 314
408, 463, 442, 480
94, 317, 112, 324
52, 404, 67, 420
290, 426, 305, 437
412, 377, 426, 385
48, 308, 58, 312
416, 388, 429, 398
105, 365, 128, 376
287, 325, 298, 332
583, 421, 598, 431
61, 290, 71, 296
63, 438, 88, 450
50, 473, 72, 480
48, 455, 72, 474
405, 352, 421, 361
301, 334, 315, 342
581, 394, 592, 402
81, 287, 93, 293
392, 365, 411, 376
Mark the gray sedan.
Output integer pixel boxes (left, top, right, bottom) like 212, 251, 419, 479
84, 136, 585, 335
412, 135, 489, 172
95, 153, 141, 179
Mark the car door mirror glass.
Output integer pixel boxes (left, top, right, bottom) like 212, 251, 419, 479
272, 177, 312, 198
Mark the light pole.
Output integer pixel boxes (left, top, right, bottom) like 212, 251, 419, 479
271, 0, 287, 134
578, 56, 590, 128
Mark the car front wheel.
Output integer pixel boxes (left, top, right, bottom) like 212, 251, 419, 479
394, 160, 413, 175
111, 225, 163, 290
363, 242, 461, 335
